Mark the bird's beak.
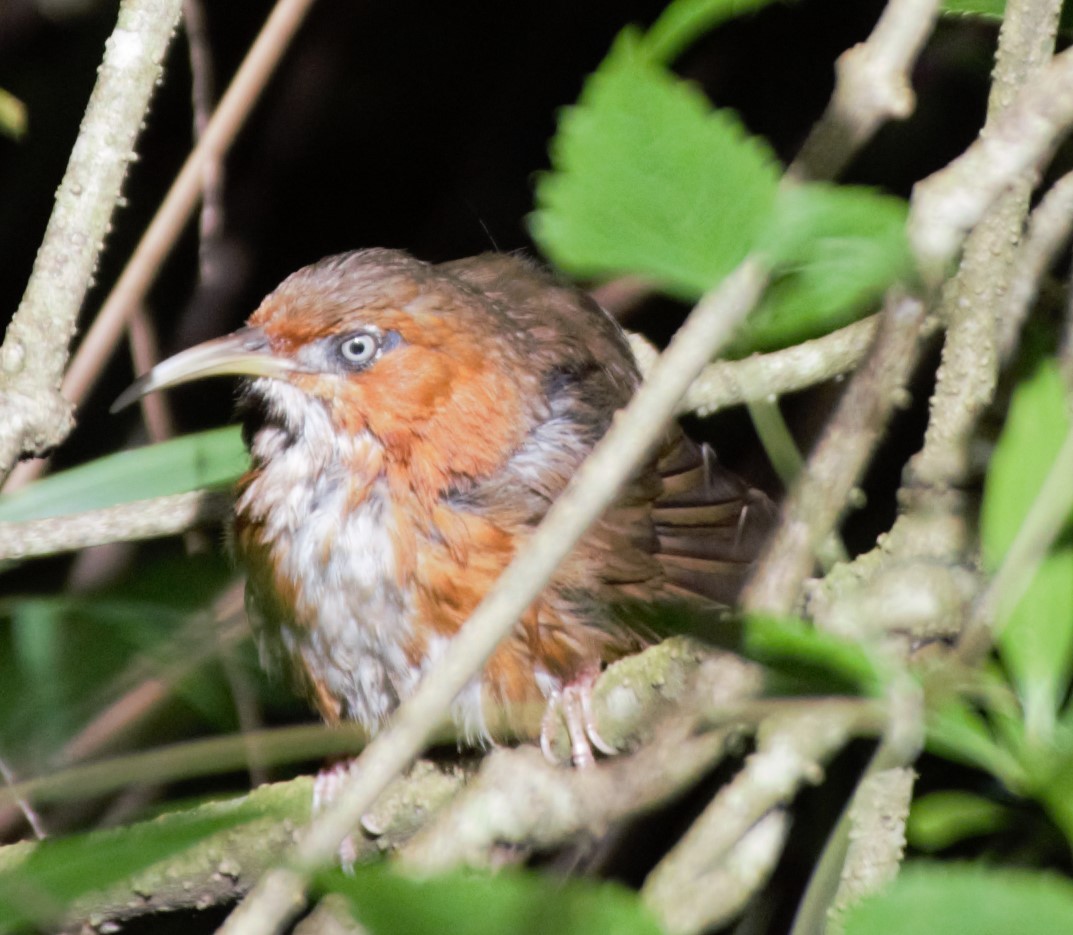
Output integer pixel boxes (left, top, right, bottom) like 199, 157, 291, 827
110, 326, 298, 413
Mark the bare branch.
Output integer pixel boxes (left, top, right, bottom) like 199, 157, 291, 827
825, 767, 914, 935
743, 291, 927, 616
628, 315, 881, 415
0, 0, 184, 482
790, 0, 942, 181
642, 706, 868, 935
998, 170, 1073, 363
909, 7, 1066, 283
0, 491, 230, 561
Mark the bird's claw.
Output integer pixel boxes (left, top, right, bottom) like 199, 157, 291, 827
540, 676, 617, 768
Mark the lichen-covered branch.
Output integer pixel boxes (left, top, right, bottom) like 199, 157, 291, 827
0, 0, 183, 482
642, 705, 868, 935
742, 291, 927, 616
997, 169, 1073, 363
825, 767, 914, 935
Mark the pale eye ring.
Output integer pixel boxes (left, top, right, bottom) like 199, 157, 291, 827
338, 331, 381, 367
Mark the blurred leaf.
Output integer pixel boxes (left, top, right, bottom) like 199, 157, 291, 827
0, 427, 247, 523
737, 183, 911, 352
981, 361, 1073, 735
531, 28, 781, 298
926, 697, 1028, 791
743, 614, 884, 694
0, 89, 26, 140
941, 0, 1004, 16
1004, 549, 1073, 740
9, 601, 62, 715
981, 361, 1072, 564
640, 0, 788, 64
321, 865, 662, 935
908, 791, 1012, 851
0, 806, 246, 931
843, 862, 1073, 935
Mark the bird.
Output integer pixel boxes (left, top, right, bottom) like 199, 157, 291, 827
116, 249, 775, 767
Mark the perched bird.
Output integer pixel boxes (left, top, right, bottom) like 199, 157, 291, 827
116, 249, 774, 766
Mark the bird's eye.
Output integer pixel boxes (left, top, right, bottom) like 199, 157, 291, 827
338, 331, 381, 368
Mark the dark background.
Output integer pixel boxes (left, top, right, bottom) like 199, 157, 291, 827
0, 0, 994, 482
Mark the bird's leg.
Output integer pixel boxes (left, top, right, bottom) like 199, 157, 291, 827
540, 665, 617, 768
312, 758, 361, 870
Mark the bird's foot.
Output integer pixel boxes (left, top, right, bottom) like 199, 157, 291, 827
313, 759, 361, 870
540, 669, 617, 768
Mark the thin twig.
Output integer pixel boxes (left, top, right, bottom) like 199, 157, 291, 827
998, 169, 1073, 363
0, 490, 230, 561
0, 756, 45, 841
627, 314, 880, 415
182, 0, 227, 283
214, 260, 771, 935
789, 0, 942, 181
0, 0, 184, 483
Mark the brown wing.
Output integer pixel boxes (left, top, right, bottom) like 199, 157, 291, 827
651, 429, 776, 605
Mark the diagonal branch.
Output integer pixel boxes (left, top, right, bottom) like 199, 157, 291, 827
0, 0, 184, 483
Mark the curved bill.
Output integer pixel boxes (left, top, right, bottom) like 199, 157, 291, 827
110, 326, 298, 413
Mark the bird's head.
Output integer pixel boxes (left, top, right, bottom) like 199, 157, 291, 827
114, 250, 546, 494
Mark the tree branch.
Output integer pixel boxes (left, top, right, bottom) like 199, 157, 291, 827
0, 0, 184, 482
789, 0, 942, 181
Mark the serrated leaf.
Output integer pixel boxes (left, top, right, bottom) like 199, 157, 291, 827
843, 862, 1073, 935
743, 614, 884, 693
0, 427, 248, 523
908, 791, 1012, 851
321, 865, 662, 935
640, 0, 788, 64
736, 183, 912, 351
531, 29, 781, 298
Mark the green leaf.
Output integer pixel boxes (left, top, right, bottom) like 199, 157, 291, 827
737, 183, 912, 352
981, 361, 1073, 734
0, 88, 26, 141
0, 427, 248, 523
531, 29, 782, 298
321, 865, 663, 935
743, 614, 884, 693
640, 0, 788, 64
942, 0, 1073, 31
941, 0, 1004, 17
907, 791, 1012, 851
0, 806, 246, 930
926, 697, 1028, 791
843, 862, 1073, 935
981, 361, 1072, 565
